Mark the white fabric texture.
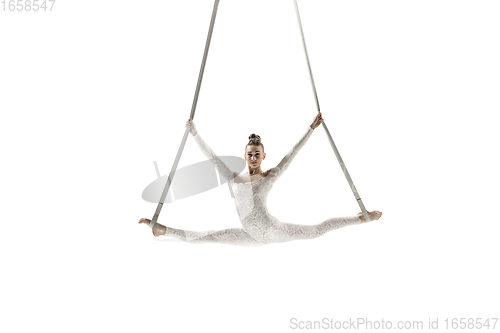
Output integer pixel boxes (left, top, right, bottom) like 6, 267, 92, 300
163, 126, 362, 246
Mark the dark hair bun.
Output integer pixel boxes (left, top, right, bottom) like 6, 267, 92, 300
248, 133, 261, 141
246, 133, 265, 153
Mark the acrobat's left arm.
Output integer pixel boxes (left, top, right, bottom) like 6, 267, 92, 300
273, 125, 314, 176
271, 113, 322, 179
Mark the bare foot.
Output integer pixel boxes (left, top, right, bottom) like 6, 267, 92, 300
357, 211, 383, 223
138, 218, 166, 237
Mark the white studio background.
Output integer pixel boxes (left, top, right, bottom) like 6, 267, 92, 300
1, 0, 499, 332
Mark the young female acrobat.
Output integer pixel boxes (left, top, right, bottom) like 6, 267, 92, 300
139, 112, 382, 246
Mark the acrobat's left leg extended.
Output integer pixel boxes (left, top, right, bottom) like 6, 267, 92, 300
271, 211, 382, 243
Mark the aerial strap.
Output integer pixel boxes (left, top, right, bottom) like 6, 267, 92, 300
149, 0, 220, 228
293, 0, 371, 222
150, 0, 371, 228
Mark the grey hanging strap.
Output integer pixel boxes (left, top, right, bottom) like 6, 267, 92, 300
293, 0, 371, 222
149, 0, 220, 228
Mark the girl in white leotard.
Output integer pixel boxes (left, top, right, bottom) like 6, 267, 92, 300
139, 112, 382, 246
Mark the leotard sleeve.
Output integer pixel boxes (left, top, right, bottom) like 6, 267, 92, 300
193, 132, 238, 182
271, 125, 314, 181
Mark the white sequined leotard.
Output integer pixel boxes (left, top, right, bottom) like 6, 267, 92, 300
163, 126, 362, 246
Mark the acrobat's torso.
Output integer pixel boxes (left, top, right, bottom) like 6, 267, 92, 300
193, 126, 314, 243
231, 168, 283, 243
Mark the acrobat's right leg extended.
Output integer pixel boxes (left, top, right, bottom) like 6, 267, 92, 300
138, 218, 262, 246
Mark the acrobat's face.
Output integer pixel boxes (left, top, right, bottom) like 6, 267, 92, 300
244, 145, 266, 171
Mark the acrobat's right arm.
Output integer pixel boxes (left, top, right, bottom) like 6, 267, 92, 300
187, 118, 238, 182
